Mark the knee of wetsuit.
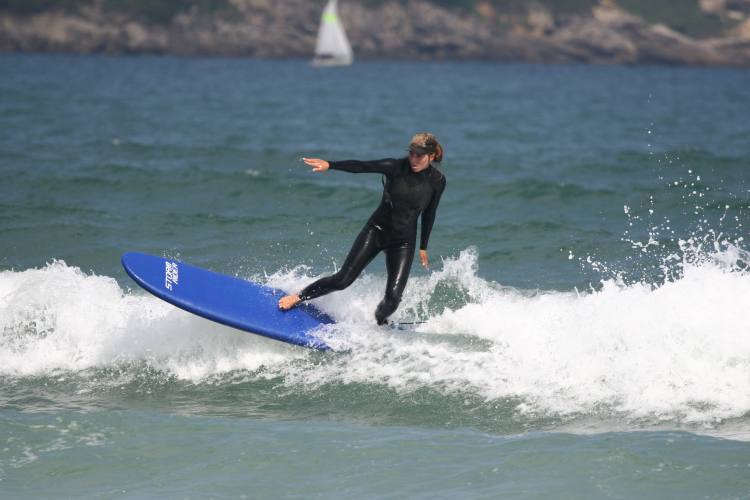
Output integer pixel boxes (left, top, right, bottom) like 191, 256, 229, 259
336, 273, 358, 290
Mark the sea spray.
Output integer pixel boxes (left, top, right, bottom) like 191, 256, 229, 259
2, 244, 748, 424
271, 245, 750, 422
0, 261, 302, 378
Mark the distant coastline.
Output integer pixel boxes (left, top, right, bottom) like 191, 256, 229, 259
1, 0, 749, 66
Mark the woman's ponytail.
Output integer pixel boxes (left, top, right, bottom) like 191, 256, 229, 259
434, 142, 444, 163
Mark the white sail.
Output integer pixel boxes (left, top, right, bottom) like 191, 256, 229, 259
313, 0, 353, 67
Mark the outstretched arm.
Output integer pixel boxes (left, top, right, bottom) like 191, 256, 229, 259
303, 157, 402, 175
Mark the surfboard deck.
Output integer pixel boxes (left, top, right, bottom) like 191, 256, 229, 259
121, 252, 334, 350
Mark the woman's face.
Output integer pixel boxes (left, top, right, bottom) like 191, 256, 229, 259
409, 150, 434, 172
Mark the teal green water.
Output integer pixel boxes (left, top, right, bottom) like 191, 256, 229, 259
1, 54, 750, 497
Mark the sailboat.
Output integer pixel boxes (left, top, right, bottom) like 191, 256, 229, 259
312, 0, 353, 67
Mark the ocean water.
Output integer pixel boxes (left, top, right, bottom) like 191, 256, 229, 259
1, 54, 750, 498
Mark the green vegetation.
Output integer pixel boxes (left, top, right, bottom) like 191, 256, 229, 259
365, 0, 725, 37
486, 0, 597, 15
103, 0, 234, 24
0, 0, 728, 36
363, 0, 597, 15
0, 0, 80, 15
0, 0, 235, 24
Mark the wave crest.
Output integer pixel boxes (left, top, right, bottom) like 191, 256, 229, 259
1, 244, 749, 424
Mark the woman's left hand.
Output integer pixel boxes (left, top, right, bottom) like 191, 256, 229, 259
419, 249, 429, 269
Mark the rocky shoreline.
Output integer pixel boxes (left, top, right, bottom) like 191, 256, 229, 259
2, 0, 750, 66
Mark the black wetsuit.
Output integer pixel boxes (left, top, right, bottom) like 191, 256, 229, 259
298, 157, 446, 324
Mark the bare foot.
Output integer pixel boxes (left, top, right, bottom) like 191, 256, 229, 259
278, 294, 301, 311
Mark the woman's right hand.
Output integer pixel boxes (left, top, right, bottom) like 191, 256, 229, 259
303, 157, 329, 173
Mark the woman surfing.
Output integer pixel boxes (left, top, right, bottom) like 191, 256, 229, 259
278, 133, 447, 325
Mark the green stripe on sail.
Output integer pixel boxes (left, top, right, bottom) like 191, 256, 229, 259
323, 12, 338, 23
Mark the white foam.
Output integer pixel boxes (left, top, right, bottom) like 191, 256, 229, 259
0, 261, 303, 379
425, 252, 750, 422
261, 246, 750, 423
2, 245, 749, 424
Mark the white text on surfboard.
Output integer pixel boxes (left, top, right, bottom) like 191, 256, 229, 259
165, 261, 179, 290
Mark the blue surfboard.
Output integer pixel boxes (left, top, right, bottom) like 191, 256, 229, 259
121, 252, 334, 350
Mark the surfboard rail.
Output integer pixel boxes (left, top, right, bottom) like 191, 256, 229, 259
121, 252, 333, 350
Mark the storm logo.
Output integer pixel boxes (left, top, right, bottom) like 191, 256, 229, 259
165, 261, 179, 290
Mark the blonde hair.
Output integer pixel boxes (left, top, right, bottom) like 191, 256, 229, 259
409, 132, 443, 163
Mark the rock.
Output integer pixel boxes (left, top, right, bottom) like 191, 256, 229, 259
549, 4, 730, 65
640, 23, 727, 65
550, 16, 639, 63
526, 4, 555, 37
0, 0, 749, 66
732, 17, 750, 37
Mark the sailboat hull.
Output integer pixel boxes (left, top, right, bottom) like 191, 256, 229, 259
312, 54, 353, 67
